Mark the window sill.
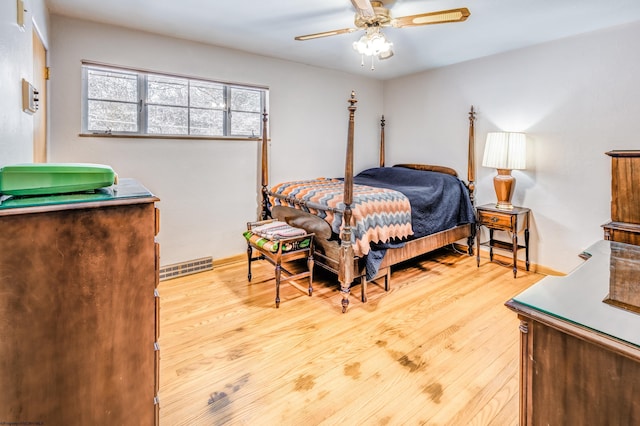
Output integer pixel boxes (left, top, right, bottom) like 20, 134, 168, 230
79, 133, 264, 142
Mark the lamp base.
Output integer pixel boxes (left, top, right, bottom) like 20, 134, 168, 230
495, 200, 514, 210
493, 169, 515, 210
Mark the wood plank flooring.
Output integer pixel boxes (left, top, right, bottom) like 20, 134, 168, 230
158, 248, 544, 425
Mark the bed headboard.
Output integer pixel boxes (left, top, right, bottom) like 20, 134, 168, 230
394, 164, 459, 177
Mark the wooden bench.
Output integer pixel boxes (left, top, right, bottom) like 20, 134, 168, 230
244, 220, 314, 308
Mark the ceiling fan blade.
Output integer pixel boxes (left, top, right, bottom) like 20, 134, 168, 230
391, 7, 470, 28
295, 28, 358, 41
351, 0, 376, 18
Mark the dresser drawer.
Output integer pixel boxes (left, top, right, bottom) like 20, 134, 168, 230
478, 210, 513, 230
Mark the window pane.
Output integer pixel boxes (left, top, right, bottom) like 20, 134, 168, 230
147, 105, 188, 134
83, 64, 267, 137
190, 109, 224, 135
88, 69, 137, 102
148, 75, 188, 106
231, 88, 261, 112
231, 111, 261, 136
87, 100, 138, 132
190, 81, 225, 109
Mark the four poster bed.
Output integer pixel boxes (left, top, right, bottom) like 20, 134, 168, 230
258, 92, 477, 312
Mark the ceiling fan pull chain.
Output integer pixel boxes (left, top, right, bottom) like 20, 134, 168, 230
361, 54, 365, 67
371, 56, 375, 71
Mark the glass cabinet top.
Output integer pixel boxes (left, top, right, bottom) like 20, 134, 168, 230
511, 240, 640, 348
0, 178, 156, 210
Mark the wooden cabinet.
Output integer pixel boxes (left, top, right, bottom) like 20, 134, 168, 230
0, 179, 160, 424
506, 240, 640, 426
603, 150, 640, 245
476, 204, 530, 277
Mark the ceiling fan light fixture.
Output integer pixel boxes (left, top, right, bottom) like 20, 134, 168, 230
352, 27, 393, 57
352, 27, 393, 70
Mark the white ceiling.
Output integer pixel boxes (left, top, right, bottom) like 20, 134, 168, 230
45, 0, 640, 80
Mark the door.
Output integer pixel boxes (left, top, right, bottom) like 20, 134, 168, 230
33, 28, 47, 163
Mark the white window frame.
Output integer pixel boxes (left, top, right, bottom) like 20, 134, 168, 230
81, 61, 268, 139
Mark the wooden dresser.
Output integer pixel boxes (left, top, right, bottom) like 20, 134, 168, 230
506, 240, 640, 425
603, 150, 640, 245
0, 179, 160, 424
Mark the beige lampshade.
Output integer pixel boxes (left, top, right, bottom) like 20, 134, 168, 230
482, 132, 527, 170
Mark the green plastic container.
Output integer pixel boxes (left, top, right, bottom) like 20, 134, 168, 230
0, 163, 117, 196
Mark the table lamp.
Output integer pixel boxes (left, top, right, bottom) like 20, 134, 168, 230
482, 132, 526, 210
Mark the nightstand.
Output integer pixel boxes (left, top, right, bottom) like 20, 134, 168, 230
476, 204, 530, 278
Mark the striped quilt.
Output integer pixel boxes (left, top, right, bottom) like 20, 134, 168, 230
269, 178, 413, 257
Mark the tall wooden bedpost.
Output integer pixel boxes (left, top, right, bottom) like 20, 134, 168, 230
380, 115, 386, 167
467, 105, 477, 255
467, 106, 476, 205
260, 108, 270, 220
339, 91, 357, 313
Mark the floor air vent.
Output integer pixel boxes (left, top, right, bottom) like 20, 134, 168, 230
159, 257, 213, 281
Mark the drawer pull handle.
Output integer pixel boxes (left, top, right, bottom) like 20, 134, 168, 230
491, 216, 499, 223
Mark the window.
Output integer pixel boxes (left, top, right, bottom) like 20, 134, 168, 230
81, 63, 267, 138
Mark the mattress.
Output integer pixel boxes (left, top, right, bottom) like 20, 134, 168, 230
0, 163, 117, 196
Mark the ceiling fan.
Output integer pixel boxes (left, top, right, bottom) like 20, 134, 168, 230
295, 0, 470, 68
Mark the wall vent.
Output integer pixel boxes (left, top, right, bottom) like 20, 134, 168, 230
159, 257, 213, 281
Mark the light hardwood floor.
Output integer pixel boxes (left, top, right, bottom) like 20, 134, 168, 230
158, 248, 544, 425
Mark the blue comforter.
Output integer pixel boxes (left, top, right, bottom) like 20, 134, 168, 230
352, 166, 476, 279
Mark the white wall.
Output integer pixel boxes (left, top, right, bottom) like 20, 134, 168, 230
49, 16, 383, 266
384, 21, 640, 274
0, 0, 49, 166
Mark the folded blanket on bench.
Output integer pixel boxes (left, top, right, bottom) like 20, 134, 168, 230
252, 221, 307, 239
244, 221, 310, 253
